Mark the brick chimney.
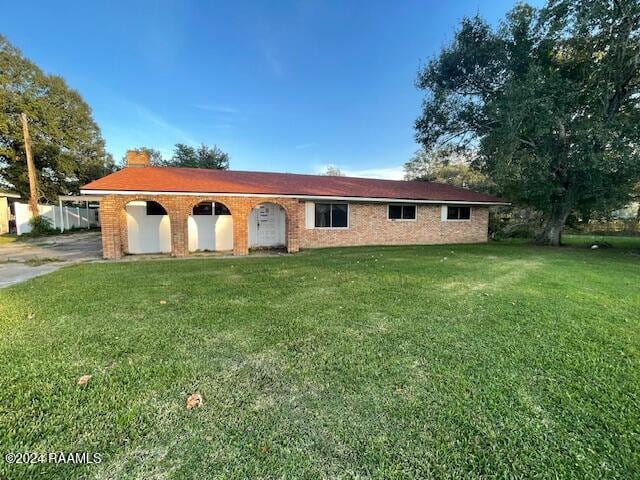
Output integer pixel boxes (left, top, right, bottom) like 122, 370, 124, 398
126, 150, 150, 168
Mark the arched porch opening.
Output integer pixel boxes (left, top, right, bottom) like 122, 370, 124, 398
248, 202, 286, 250
125, 200, 172, 254
188, 201, 234, 252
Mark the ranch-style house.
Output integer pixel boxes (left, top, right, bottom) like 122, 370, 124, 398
81, 151, 508, 259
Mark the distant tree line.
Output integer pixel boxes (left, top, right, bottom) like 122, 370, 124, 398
129, 144, 229, 170
404, 148, 494, 194
323, 165, 345, 176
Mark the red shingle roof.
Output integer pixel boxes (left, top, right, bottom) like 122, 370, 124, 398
82, 167, 507, 204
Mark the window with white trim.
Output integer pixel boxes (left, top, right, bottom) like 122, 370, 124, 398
388, 204, 416, 220
314, 203, 348, 228
446, 206, 471, 220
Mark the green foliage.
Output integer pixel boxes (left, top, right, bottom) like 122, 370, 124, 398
415, 1, 640, 245
323, 165, 345, 176
125, 147, 164, 166
490, 207, 543, 239
27, 215, 54, 236
0, 244, 639, 478
128, 143, 230, 170
165, 143, 229, 169
404, 148, 494, 193
24, 256, 60, 266
0, 35, 115, 202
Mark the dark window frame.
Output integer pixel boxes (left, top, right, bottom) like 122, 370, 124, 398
388, 204, 417, 221
445, 206, 471, 221
146, 201, 167, 216
192, 202, 213, 216
214, 203, 231, 215
314, 203, 349, 228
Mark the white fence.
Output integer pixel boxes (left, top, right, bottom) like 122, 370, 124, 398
15, 202, 99, 235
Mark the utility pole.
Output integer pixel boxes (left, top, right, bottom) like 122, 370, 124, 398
20, 113, 39, 216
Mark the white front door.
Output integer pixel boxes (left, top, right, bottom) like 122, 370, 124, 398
249, 203, 285, 248
257, 204, 277, 245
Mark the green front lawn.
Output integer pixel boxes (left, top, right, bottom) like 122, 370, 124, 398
563, 233, 640, 249
0, 234, 17, 244
1, 242, 638, 479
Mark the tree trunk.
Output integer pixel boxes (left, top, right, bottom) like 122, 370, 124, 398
535, 203, 572, 246
20, 113, 39, 216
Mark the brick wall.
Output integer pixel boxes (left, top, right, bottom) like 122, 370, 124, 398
298, 203, 488, 248
99, 195, 300, 259
99, 195, 488, 259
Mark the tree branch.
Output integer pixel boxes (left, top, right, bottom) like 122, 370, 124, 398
518, 137, 536, 148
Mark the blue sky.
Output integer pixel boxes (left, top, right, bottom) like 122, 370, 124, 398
4, 1, 536, 179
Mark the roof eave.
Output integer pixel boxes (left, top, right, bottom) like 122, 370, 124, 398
80, 188, 509, 206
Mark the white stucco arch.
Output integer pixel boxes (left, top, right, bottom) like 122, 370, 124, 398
188, 201, 234, 252
125, 200, 172, 254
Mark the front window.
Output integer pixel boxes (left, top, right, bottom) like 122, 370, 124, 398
446, 206, 471, 220
388, 204, 416, 220
314, 203, 348, 228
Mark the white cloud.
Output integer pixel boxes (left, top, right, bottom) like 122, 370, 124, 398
134, 104, 197, 145
314, 164, 405, 180
342, 166, 405, 180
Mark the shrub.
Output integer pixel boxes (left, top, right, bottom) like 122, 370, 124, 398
28, 215, 55, 236
501, 223, 539, 239
490, 207, 541, 240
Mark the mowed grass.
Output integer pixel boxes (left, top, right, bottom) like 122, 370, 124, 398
563, 233, 640, 249
0, 241, 639, 479
0, 234, 17, 244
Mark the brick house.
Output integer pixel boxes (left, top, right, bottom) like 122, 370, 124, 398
81, 151, 508, 259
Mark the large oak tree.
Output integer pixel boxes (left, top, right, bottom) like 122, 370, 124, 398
0, 35, 114, 202
415, 0, 640, 245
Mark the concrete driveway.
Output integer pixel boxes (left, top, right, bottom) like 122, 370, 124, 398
0, 231, 102, 288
